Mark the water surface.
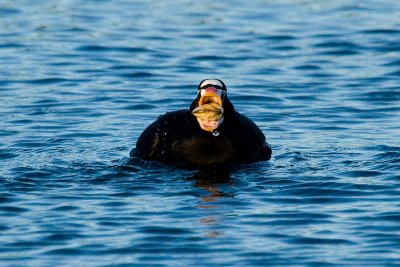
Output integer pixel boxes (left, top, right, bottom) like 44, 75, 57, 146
1, 0, 400, 266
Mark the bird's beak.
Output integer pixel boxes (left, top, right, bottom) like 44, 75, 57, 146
198, 92, 223, 106
192, 92, 224, 132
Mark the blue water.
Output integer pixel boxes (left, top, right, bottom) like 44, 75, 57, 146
1, 0, 400, 266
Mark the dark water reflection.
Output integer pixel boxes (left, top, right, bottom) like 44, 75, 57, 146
1, 0, 400, 266
188, 169, 234, 239
189, 169, 234, 201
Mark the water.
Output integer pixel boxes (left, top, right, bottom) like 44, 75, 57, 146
1, 0, 400, 266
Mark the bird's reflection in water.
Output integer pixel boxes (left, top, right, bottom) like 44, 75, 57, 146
188, 168, 234, 238
190, 169, 233, 202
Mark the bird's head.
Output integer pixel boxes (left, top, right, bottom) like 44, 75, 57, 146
190, 79, 233, 132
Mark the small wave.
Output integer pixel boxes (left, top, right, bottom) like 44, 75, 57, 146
271, 45, 299, 51
289, 236, 354, 245
189, 55, 229, 61
282, 184, 369, 197
360, 91, 400, 102
118, 72, 156, 78
372, 42, 400, 52
0, 149, 18, 160
386, 70, 400, 76
320, 50, 360, 56
375, 151, 400, 162
0, 42, 27, 49
293, 65, 321, 70
313, 40, 363, 49
23, 78, 68, 84
0, 195, 16, 204
0, 7, 20, 16
0, 206, 29, 213
75, 45, 151, 53
42, 233, 86, 242
51, 205, 80, 211
43, 248, 86, 256
345, 170, 383, 178
383, 59, 400, 66
361, 29, 400, 35
258, 35, 297, 41
138, 225, 193, 235
123, 104, 158, 110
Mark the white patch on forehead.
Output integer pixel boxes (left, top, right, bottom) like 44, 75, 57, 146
200, 79, 223, 88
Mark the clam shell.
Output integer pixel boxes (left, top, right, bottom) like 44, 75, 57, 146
192, 103, 224, 120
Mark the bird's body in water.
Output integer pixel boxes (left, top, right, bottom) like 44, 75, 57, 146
131, 79, 271, 166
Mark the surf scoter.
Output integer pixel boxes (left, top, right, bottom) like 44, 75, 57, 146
131, 79, 271, 166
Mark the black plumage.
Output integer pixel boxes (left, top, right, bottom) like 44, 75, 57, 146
131, 80, 271, 166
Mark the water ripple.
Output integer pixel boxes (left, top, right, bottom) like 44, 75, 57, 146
76, 45, 152, 53
361, 29, 400, 35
